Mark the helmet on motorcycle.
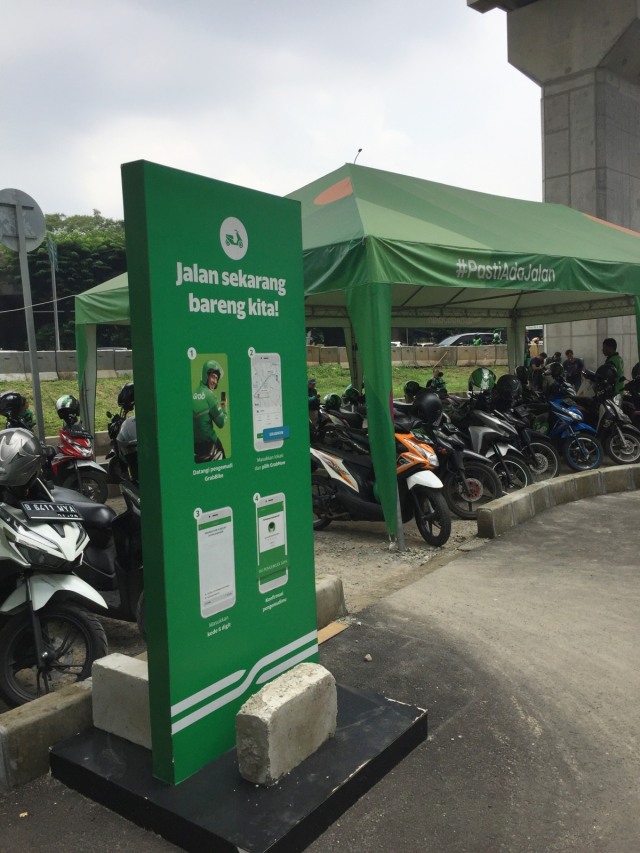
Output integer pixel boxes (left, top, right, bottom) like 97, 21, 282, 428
515, 365, 529, 387
594, 362, 617, 394
468, 367, 496, 393
0, 391, 27, 420
0, 428, 44, 487
547, 362, 565, 380
342, 384, 361, 406
410, 390, 444, 427
55, 394, 80, 423
495, 374, 523, 402
403, 380, 422, 401
324, 393, 342, 410
632, 362, 640, 380
117, 382, 135, 412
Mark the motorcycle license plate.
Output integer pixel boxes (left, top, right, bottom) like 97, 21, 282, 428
20, 500, 83, 521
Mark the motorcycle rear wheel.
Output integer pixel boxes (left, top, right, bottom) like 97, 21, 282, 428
562, 435, 603, 471
413, 488, 451, 547
442, 463, 503, 520
605, 428, 640, 465
0, 603, 108, 707
311, 473, 334, 531
526, 440, 561, 481
492, 454, 533, 494
62, 470, 109, 503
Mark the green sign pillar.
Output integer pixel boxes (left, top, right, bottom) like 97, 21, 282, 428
122, 161, 318, 784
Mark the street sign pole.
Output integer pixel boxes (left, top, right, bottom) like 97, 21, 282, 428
0, 189, 46, 440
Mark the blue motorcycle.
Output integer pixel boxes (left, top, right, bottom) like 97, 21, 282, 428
524, 381, 603, 471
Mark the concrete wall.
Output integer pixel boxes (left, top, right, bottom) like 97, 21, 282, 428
0, 349, 133, 380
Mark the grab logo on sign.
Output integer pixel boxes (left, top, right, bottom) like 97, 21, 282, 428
220, 217, 248, 261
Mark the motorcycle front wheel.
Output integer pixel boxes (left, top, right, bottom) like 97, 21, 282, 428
413, 488, 451, 547
0, 603, 108, 707
526, 440, 561, 481
562, 434, 603, 471
492, 454, 533, 494
311, 473, 334, 531
62, 470, 109, 503
605, 428, 640, 465
442, 463, 503, 520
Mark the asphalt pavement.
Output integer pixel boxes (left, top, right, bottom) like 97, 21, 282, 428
1, 491, 639, 853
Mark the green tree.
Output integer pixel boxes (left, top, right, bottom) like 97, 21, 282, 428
0, 210, 126, 350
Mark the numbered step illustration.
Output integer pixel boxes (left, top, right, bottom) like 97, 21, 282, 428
250, 351, 288, 451
255, 493, 289, 594
196, 507, 236, 618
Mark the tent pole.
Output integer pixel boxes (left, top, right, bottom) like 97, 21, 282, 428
394, 487, 405, 551
344, 323, 363, 393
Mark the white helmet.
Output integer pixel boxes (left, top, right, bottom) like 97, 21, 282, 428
0, 428, 44, 487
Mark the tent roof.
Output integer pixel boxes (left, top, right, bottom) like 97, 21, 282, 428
287, 163, 640, 326
75, 272, 130, 326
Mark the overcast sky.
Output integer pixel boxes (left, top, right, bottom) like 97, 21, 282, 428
1, 1, 542, 220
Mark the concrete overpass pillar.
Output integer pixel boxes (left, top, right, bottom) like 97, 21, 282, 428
470, 0, 640, 368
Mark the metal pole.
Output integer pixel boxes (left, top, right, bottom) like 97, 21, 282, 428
50, 253, 60, 352
15, 201, 45, 440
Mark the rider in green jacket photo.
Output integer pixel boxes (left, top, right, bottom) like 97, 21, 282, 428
193, 359, 228, 461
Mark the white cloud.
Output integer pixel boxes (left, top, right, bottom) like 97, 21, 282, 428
0, 0, 541, 218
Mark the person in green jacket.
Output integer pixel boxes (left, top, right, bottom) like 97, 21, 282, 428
193, 359, 228, 462
602, 338, 625, 397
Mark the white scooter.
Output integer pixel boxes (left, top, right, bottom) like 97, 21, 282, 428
0, 428, 108, 707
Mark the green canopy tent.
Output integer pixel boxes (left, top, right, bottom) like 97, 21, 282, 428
76, 164, 640, 536
75, 272, 130, 436
286, 164, 640, 536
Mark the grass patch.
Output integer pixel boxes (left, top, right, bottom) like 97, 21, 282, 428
1, 362, 508, 435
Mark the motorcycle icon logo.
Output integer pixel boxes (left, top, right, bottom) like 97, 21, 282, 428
220, 217, 248, 260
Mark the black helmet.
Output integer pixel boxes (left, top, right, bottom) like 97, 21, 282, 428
594, 363, 617, 393
55, 394, 80, 423
0, 428, 44, 487
411, 390, 444, 427
117, 382, 135, 412
515, 366, 529, 386
403, 380, 422, 402
0, 391, 27, 420
548, 362, 565, 380
495, 374, 522, 402
632, 363, 640, 380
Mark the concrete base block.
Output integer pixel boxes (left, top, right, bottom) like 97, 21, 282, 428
0, 681, 92, 791
315, 574, 347, 628
477, 495, 514, 538
236, 662, 337, 786
92, 654, 151, 749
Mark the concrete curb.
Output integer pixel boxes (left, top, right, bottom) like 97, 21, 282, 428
477, 464, 640, 539
0, 576, 347, 792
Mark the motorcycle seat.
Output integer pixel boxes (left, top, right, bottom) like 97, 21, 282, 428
50, 485, 117, 528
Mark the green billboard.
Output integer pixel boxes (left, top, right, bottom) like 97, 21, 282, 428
121, 161, 317, 784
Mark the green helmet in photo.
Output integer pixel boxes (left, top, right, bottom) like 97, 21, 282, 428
201, 359, 224, 384
469, 367, 496, 392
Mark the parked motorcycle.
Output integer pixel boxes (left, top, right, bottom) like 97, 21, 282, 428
105, 382, 135, 484
446, 370, 534, 493
0, 428, 108, 707
394, 392, 504, 520
0, 391, 108, 503
579, 366, 640, 464
520, 371, 604, 471
310, 424, 452, 546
